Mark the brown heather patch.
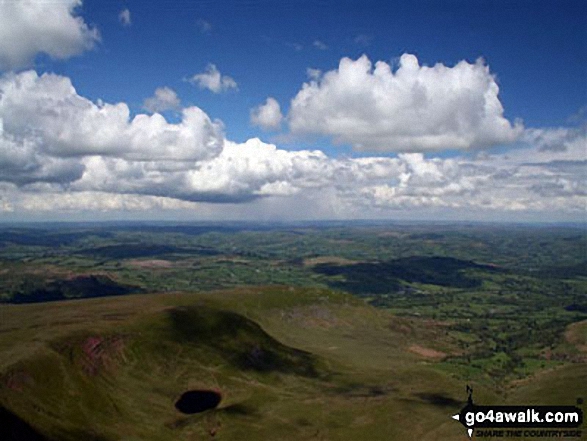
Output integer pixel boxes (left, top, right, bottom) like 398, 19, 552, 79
565, 320, 587, 354
79, 335, 126, 376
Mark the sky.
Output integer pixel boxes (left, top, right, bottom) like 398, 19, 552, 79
0, 0, 585, 222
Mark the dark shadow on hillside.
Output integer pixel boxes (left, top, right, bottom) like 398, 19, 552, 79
5, 275, 143, 304
222, 402, 258, 416
537, 261, 587, 279
413, 392, 463, 408
0, 405, 49, 441
76, 244, 219, 259
0, 229, 111, 248
168, 306, 322, 377
313, 256, 496, 295
330, 383, 396, 398
565, 303, 587, 313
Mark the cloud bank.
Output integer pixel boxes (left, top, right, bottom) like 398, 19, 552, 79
0, 69, 583, 219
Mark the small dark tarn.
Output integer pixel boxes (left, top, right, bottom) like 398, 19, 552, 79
175, 390, 222, 414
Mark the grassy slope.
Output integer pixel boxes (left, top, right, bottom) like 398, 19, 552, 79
0, 288, 584, 441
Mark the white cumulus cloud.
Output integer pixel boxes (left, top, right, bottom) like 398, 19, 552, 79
250, 97, 284, 131
306, 68, 322, 80
119, 8, 131, 27
0, 70, 224, 166
0, 71, 583, 220
288, 54, 522, 152
189, 64, 238, 93
143, 87, 181, 113
0, 0, 99, 70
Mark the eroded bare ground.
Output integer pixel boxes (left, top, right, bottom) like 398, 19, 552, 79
408, 345, 447, 360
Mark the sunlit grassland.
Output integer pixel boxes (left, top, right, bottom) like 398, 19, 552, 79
1, 287, 585, 440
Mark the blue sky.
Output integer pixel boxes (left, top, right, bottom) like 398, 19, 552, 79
51, 0, 586, 141
0, 0, 584, 221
